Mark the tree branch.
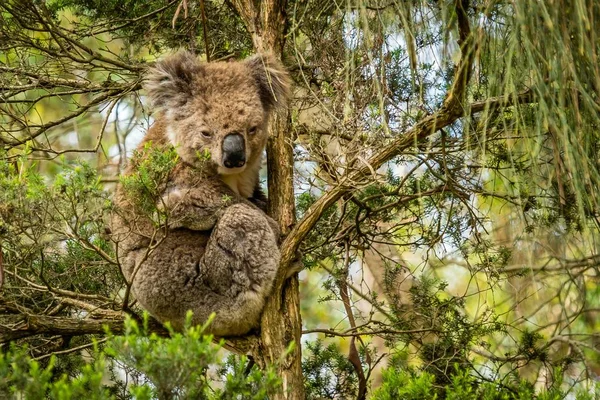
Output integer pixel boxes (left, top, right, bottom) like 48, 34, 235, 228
470, 89, 536, 114
0, 315, 124, 344
280, 0, 476, 266
0, 312, 170, 346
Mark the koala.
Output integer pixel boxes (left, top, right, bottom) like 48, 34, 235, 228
112, 52, 291, 336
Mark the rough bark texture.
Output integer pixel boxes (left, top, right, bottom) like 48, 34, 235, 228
228, 1, 305, 399
0, 315, 124, 343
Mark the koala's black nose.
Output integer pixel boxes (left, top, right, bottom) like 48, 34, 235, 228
222, 133, 246, 168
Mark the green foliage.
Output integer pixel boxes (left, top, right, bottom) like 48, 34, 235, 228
0, 156, 50, 228
0, 314, 283, 400
372, 365, 600, 400
372, 366, 437, 400
0, 343, 112, 399
49, 355, 112, 400
119, 143, 178, 223
516, 330, 547, 363
216, 355, 282, 400
302, 340, 358, 399
400, 277, 504, 384
105, 313, 219, 399
46, 0, 252, 56
0, 156, 120, 311
0, 346, 55, 399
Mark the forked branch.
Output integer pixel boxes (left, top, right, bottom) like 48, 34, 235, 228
280, 0, 477, 266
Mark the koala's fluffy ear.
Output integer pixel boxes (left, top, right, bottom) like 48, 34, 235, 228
144, 51, 200, 111
245, 53, 291, 112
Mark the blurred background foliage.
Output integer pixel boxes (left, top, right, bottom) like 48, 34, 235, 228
1, 0, 600, 398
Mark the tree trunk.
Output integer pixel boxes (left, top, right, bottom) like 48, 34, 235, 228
228, 1, 305, 398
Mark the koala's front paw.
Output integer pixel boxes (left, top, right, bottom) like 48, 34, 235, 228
159, 187, 219, 231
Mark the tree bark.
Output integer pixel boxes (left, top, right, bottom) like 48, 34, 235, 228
0, 315, 124, 343
228, 1, 305, 398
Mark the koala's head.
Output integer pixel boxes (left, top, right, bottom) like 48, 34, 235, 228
144, 52, 290, 174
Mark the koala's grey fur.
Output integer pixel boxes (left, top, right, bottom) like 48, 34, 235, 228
112, 52, 290, 336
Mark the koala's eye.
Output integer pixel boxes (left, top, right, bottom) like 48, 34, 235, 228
201, 130, 212, 139
248, 126, 258, 135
